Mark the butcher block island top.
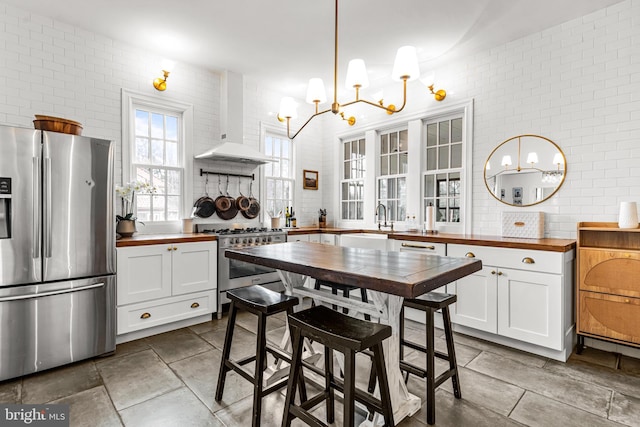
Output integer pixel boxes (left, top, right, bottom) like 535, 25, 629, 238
225, 241, 482, 298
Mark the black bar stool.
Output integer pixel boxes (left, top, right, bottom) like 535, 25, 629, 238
282, 305, 394, 427
214, 285, 300, 427
400, 292, 461, 425
314, 279, 371, 320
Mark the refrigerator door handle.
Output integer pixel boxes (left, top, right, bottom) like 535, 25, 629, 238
0, 282, 105, 302
44, 157, 52, 258
32, 157, 41, 259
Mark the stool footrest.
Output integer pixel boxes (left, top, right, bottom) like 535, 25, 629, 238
399, 360, 458, 388
401, 339, 452, 362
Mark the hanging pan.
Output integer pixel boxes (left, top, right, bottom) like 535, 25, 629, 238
193, 174, 216, 218
242, 181, 260, 219
236, 176, 251, 212
214, 174, 232, 213
218, 175, 238, 220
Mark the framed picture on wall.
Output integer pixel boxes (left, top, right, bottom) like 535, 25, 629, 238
303, 170, 318, 190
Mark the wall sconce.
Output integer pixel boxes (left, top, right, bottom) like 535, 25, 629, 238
153, 70, 170, 91
420, 74, 447, 101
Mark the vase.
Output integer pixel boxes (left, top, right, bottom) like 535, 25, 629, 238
618, 202, 639, 229
116, 219, 137, 237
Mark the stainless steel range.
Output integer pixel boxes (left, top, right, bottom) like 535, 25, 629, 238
197, 225, 287, 318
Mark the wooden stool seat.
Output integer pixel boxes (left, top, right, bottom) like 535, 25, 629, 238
215, 285, 300, 427
282, 305, 394, 427
226, 283, 299, 314
401, 291, 461, 425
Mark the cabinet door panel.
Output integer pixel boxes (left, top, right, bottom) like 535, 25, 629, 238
498, 269, 562, 349
579, 249, 640, 297
579, 291, 640, 345
117, 246, 172, 305
172, 242, 216, 296
448, 266, 497, 333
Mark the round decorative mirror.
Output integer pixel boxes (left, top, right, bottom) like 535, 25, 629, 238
484, 134, 566, 207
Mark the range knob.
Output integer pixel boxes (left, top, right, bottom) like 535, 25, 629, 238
248, 238, 254, 244
242, 238, 248, 244
262, 237, 267, 243
267, 237, 272, 242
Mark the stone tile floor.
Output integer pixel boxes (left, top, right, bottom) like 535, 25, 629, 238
2, 306, 640, 426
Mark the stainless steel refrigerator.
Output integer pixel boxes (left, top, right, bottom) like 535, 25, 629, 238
0, 125, 116, 381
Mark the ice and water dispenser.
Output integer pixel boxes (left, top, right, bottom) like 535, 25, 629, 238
0, 177, 11, 238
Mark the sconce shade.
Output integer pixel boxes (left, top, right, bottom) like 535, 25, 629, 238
526, 152, 539, 164
392, 46, 420, 81
279, 97, 298, 119
501, 155, 513, 167
345, 59, 369, 89
306, 78, 327, 104
553, 152, 564, 166
420, 73, 435, 87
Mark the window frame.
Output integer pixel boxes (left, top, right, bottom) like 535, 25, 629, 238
340, 135, 367, 221
260, 124, 295, 221
121, 89, 193, 233
376, 126, 409, 224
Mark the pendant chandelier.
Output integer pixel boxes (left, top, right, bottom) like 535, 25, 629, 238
277, 0, 421, 140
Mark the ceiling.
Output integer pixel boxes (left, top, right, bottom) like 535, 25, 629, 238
5, 0, 623, 99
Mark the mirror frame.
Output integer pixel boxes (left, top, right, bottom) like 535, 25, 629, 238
484, 134, 567, 207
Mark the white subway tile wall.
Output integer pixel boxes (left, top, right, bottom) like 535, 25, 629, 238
1, 0, 639, 236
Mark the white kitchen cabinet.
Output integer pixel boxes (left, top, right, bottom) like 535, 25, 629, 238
320, 234, 336, 245
288, 234, 310, 242
447, 244, 574, 358
116, 241, 217, 336
308, 234, 321, 243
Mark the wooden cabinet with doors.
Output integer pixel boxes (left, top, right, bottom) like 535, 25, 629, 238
577, 222, 640, 351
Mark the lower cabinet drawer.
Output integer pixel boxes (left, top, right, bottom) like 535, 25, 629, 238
579, 291, 640, 346
117, 290, 216, 335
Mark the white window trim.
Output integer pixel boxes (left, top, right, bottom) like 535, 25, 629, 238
259, 122, 295, 222
121, 89, 194, 233
333, 98, 474, 233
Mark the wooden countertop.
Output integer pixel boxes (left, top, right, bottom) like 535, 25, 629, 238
226, 242, 483, 298
285, 228, 575, 252
116, 228, 575, 252
387, 231, 576, 252
116, 233, 217, 247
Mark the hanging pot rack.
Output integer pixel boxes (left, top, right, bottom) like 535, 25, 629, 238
199, 169, 255, 180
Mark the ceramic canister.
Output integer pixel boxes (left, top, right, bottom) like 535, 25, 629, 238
618, 201, 639, 229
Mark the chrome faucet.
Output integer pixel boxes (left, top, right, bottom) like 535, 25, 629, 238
375, 203, 394, 231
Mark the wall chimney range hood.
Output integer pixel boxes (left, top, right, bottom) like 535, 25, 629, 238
195, 70, 275, 165
195, 140, 274, 165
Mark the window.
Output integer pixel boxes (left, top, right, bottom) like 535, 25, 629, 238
264, 132, 294, 217
121, 89, 193, 229
423, 116, 463, 224
132, 108, 182, 222
340, 137, 365, 220
377, 129, 408, 222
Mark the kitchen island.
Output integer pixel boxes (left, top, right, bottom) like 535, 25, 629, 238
226, 241, 482, 425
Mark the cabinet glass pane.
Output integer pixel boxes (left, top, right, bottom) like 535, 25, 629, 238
424, 175, 435, 197
378, 179, 388, 199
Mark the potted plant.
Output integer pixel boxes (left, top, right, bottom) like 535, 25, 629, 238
115, 180, 156, 237
318, 208, 327, 228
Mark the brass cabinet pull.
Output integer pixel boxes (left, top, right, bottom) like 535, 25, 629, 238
491, 270, 497, 275
465, 252, 476, 258
514, 221, 525, 227
140, 312, 151, 319
497, 271, 504, 276
173, 247, 178, 251
191, 302, 200, 309
167, 246, 173, 251
401, 243, 435, 250
522, 257, 535, 264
